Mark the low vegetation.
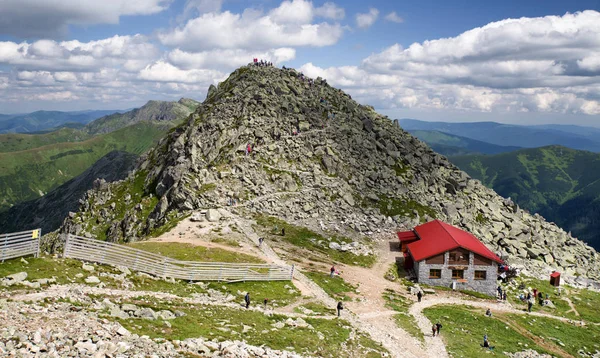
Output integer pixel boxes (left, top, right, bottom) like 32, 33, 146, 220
128, 242, 264, 264
254, 215, 376, 267
423, 305, 550, 357
382, 288, 424, 342
304, 271, 357, 301
114, 299, 388, 357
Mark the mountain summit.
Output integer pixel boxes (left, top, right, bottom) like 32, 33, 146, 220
56, 64, 600, 284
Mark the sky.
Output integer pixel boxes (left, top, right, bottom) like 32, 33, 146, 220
1, 0, 600, 125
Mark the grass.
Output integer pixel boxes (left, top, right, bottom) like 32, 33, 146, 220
507, 313, 600, 357
294, 302, 337, 316
254, 215, 376, 267
115, 300, 388, 357
505, 276, 600, 323
207, 281, 301, 307
0, 122, 171, 212
382, 288, 424, 342
458, 289, 495, 300
128, 242, 264, 263
377, 196, 437, 220
304, 271, 357, 301
423, 305, 550, 357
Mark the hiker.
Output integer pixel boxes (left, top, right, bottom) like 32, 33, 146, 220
264, 298, 268, 310
330, 265, 336, 278
485, 308, 492, 317
528, 298, 533, 312
258, 237, 264, 248
337, 301, 343, 317
417, 291, 423, 302
533, 288, 538, 299
435, 322, 442, 336
482, 334, 491, 349
281, 228, 285, 236
497, 286, 502, 298
245, 292, 250, 309
246, 143, 252, 156
503, 291, 507, 301
432, 324, 437, 337
538, 292, 544, 305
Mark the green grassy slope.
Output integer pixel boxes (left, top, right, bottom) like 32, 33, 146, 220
451, 145, 600, 249
0, 128, 90, 153
0, 122, 171, 212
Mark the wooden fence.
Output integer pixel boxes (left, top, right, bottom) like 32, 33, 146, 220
0, 229, 41, 262
63, 234, 294, 282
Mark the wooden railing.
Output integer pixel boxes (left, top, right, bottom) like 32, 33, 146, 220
0, 229, 41, 262
63, 234, 294, 282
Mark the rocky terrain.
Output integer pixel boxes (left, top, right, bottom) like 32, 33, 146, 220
85, 98, 200, 135
56, 64, 600, 285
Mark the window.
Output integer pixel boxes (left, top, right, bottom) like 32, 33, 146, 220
451, 269, 464, 279
474, 270, 487, 280
448, 249, 470, 264
429, 269, 441, 279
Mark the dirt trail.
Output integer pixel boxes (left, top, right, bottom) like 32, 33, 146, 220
564, 297, 580, 316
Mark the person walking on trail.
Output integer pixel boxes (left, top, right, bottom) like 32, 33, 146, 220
246, 143, 252, 156
527, 298, 533, 312
432, 324, 437, 337
417, 291, 423, 303
330, 265, 336, 278
336, 301, 343, 317
435, 322, 443, 336
263, 298, 268, 310
281, 228, 285, 236
245, 292, 250, 309
258, 237, 264, 248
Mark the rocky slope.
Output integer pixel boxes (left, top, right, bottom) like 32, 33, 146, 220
57, 64, 600, 285
0, 150, 136, 234
85, 98, 199, 135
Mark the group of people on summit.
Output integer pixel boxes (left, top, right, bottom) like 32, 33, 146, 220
253, 58, 273, 67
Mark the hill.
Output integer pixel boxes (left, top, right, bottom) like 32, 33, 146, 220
400, 119, 600, 152
0, 99, 199, 213
0, 109, 121, 134
84, 98, 199, 135
0, 150, 136, 234
55, 64, 600, 283
0, 122, 170, 212
451, 145, 600, 250
407, 130, 521, 156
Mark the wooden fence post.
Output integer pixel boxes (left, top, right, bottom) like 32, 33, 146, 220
63, 234, 70, 258
35, 229, 42, 258
290, 264, 295, 280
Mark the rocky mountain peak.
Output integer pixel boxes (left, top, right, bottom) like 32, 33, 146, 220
58, 64, 600, 285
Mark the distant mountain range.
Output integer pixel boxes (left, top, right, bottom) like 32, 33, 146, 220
400, 119, 600, 152
406, 130, 521, 156
0, 99, 199, 213
0, 109, 125, 134
452, 146, 600, 250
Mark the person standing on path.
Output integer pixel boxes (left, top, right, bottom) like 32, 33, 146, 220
245, 292, 251, 309
432, 324, 437, 337
258, 237, 264, 248
330, 265, 336, 278
337, 301, 343, 317
527, 298, 533, 312
435, 322, 443, 336
417, 291, 423, 302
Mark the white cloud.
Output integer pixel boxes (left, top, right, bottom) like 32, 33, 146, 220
356, 8, 379, 29
384, 12, 403, 23
301, 11, 600, 115
159, 1, 344, 51
0, 0, 172, 38
168, 48, 295, 70
138, 61, 224, 84
0, 35, 159, 72
315, 2, 345, 20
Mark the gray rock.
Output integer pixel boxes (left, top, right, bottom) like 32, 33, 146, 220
205, 209, 222, 222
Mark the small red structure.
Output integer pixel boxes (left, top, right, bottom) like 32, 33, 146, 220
550, 271, 561, 287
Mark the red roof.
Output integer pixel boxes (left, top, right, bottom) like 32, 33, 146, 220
406, 220, 503, 264
550, 272, 561, 278
397, 231, 418, 242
